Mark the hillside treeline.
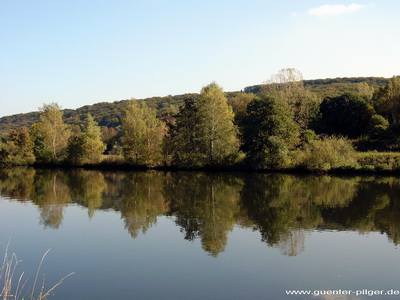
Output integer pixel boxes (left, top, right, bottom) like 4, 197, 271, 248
0, 75, 390, 135
1, 68, 399, 171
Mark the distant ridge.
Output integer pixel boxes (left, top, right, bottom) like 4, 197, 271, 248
0, 77, 390, 135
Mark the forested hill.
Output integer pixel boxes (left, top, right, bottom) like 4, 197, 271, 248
0, 93, 198, 135
244, 77, 389, 98
0, 77, 390, 134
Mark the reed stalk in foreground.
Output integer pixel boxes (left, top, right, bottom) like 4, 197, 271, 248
0, 243, 74, 300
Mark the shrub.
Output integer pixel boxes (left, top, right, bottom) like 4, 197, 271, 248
300, 136, 357, 171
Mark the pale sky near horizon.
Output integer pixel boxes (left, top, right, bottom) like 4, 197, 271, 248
1, 0, 399, 117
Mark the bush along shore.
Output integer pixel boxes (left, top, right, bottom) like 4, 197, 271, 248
1, 70, 400, 174
26, 150, 400, 175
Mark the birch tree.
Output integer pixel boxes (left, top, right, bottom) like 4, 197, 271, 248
122, 101, 166, 166
82, 113, 106, 162
266, 68, 320, 130
197, 82, 239, 166
34, 103, 70, 163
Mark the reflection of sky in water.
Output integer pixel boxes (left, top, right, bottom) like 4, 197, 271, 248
1, 197, 400, 300
1, 170, 400, 300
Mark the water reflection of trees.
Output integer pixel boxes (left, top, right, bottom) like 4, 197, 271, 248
164, 173, 242, 256
240, 174, 359, 256
67, 170, 106, 218
2, 168, 400, 256
0, 167, 36, 201
32, 169, 71, 229
118, 172, 168, 238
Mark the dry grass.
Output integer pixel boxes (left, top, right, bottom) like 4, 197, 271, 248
0, 243, 74, 300
357, 152, 400, 170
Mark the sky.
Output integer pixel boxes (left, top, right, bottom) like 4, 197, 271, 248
1, 0, 399, 117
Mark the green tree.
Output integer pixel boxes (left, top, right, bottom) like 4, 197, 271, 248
30, 123, 51, 163
32, 103, 70, 163
241, 95, 299, 169
122, 101, 166, 166
81, 113, 106, 163
318, 93, 374, 138
368, 114, 389, 138
197, 82, 239, 166
356, 82, 375, 99
66, 135, 85, 165
166, 98, 204, 167
0, 128, 35, 166
265, 68, 320, 130
227, 92, 256, 125
373, 76, 400, 124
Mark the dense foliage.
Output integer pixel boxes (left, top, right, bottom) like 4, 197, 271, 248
0, 72, 400, 171
317, 93, 373, 138
122, 101, 166, 166
241, 96, 299, 169
0, 76, 389, 135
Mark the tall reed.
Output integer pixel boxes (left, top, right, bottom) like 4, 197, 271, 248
0, 243, 74, 300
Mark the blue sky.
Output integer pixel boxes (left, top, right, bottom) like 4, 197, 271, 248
1, 0, 399, 117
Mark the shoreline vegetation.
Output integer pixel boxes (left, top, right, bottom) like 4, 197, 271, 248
1, 69, 400, 174
27, 151, 400, 175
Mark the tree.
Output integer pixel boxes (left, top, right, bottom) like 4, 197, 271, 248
373, 76, 400, 124
32, 103, 70, 163
81, 114, 106, 163
0, 128, 35, 166
356, 82, 375, 99
66, 135, 85, 165
166, 98, 204, 167
318, 93, 374, 138
368, 114, 389, 138
122, 101, 166, 166
241, 95, 299, 169
265, 68, 320, 130
197, 82, 239, 166
226, 92, 256, 125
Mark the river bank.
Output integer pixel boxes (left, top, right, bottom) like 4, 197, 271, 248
24, 151, 400, 175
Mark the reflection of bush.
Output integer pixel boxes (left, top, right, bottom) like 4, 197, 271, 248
292, 175, 359, 208
0, 167, 36, 201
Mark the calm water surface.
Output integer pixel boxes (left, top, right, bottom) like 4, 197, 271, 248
1, 168, 400, 300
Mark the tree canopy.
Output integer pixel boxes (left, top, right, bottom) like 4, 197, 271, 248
241, 95, 299, 169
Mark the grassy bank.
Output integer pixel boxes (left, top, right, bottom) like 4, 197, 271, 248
356, 152, 400, 171
25, 152, 400, 175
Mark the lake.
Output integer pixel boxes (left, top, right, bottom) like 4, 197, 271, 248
0, 168, 400, 300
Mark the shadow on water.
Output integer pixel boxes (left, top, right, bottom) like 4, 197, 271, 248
1, 167, 400, 256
